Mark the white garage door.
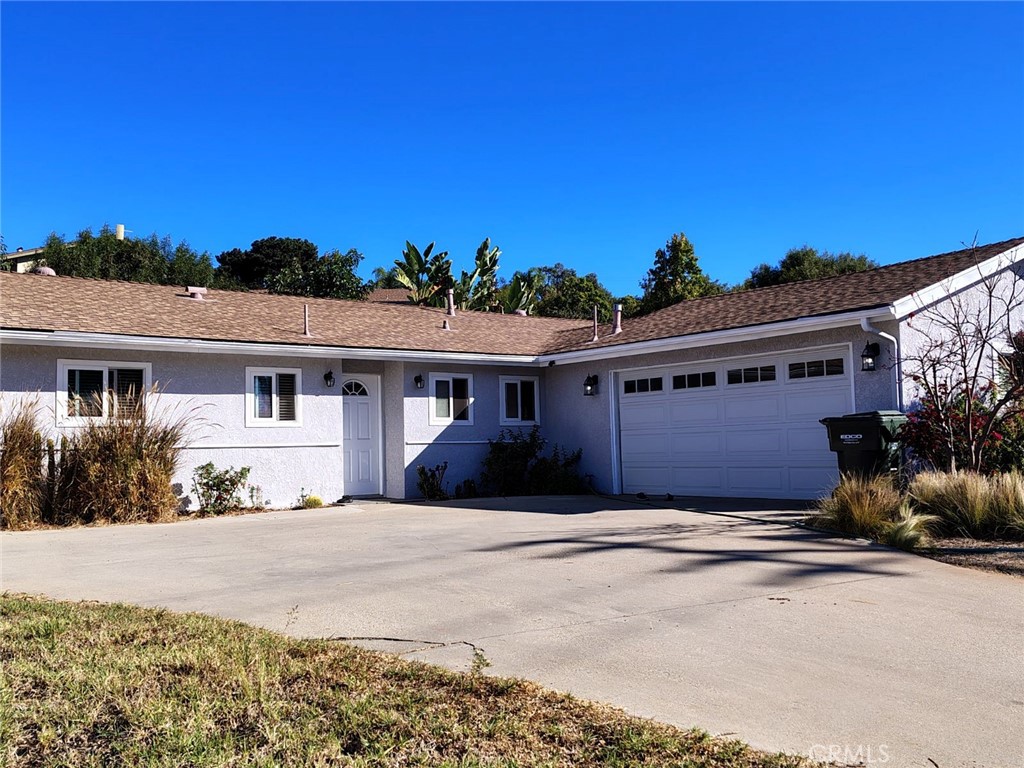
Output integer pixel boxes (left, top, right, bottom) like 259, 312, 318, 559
617, 347, 852, 500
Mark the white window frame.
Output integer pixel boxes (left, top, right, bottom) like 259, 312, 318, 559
428, 372, 474, 426
56, 359, 153, 427
499, 375, 540, 426
245, 366, 303, 428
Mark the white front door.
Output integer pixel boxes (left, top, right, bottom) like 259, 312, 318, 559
342, 376, 381, 496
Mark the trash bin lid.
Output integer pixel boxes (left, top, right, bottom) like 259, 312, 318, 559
841, 410, 906, 419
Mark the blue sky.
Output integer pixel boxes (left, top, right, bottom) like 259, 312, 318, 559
2, 2, 1022, 296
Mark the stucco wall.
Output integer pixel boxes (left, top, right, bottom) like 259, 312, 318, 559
898, 263, 1024, 409
0, 344, 348, 508
397, 361, 548, 496
543, 322, 899, 494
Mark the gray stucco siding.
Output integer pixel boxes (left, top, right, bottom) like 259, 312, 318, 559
0, 344, 348, 508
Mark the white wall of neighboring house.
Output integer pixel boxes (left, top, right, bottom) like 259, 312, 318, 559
898, 262, 1024, 410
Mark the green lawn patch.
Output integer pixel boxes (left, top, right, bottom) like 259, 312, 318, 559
0, 594, 807, 767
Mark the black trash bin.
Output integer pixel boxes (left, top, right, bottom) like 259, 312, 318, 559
819, 410, 908, 475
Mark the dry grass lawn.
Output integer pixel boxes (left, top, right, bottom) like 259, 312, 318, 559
0, 594, 808, 767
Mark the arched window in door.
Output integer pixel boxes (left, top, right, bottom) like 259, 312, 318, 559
342, 380, 369, 397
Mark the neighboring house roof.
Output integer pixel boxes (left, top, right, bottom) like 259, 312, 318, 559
2, 237, 1021, 358
366, 287, 412, 304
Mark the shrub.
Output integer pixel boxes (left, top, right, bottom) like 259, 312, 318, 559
811, 473, 904, 538
911, 470, 1024, 540
192, 462, 250, 516
416, 462, 450, 501
52, 393, 188, 525
0, 399, 45, 530
301, 493, 324, 509
480, 426, 586, 496
812, 474, 937, 550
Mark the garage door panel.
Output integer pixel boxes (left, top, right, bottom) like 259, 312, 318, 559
785, 389, 850, 419
670, 467, 725, 494
726, 466, 785, 492
725, 428, 782, 454
669, 401, 721, 425
724, 396, 781, 423
619, 402, 668, 426
787, 426, 830, 454
671, 431, 723, 455
621, 431, 671, 456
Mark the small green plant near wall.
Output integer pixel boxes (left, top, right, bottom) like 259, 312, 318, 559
192, 463, 250, 517
416, 462, 450, 500
480, 426, 585, 496
297, 488, 324, 508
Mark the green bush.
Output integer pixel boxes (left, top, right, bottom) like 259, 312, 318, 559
51, 393, 188, 525
0, 399, 45, 530
192, 463, 250, 516
910, 470, 1024, 540
811, 473, 937, 550
301, 492, 324, 509
416, 462, 450, 501
480, 426, 585, 497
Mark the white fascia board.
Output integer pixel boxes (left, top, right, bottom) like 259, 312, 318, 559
891, 244, 1024, 319
537, 307, 896, 366
0, 330, 539, 366
1, 306, 898, 367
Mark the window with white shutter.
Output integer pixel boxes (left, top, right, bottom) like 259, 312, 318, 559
245, 367, 302, 426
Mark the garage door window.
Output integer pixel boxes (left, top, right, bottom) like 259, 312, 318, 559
788, 358, 844, 380
672, 371, 716, 390
623, 376, 663, 395
726, 365, 776, 385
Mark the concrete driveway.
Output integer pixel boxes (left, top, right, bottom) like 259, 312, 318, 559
2, 496, 1021, 767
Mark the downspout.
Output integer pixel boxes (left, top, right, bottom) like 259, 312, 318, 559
860, 317, 903, 411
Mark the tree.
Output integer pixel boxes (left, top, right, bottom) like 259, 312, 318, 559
453, 239, 501, 311
744, 246, 877, 289
532, 263, 615, 321
36, 226, 213, 286
638, 233, 724, 314
498, 269, 545, 315
269, 248, 367, 300
393, 241, 453, 306
214, 237, 319, 290
900, 245, 1024, 472
366, 265, 404, 290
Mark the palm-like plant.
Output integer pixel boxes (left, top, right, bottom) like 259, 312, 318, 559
393, 241, 453, 306
454, 239, 501, 310
500, 269, 544, 315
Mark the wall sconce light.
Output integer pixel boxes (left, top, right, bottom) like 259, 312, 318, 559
583, 374, 599, 396
323, 370, 336, 388
861, 342, 880, 372
414, 374, 425, 390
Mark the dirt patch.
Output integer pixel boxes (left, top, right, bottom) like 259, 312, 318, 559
925, 537, 1024, 578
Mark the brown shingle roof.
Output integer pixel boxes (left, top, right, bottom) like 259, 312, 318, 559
366, 287, 412, 304
544, 236, 1024, 353
3, 237, 1021, 357
0, 274, 582, 356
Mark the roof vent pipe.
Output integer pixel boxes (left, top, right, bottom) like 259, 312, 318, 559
303, 304, 312, 337
591, 305, 599, 343
442, 319, 451, 331
612, 303, 623, 335
186, 286, 207, 300
446, 288, 456, 317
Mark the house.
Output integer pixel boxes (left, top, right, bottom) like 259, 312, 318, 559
2, 246, 47, 273
1, 237, 1022, 505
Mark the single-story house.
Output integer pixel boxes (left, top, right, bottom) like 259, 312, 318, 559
2, 237, 1022, 505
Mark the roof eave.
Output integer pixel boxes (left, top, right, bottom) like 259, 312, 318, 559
538, 306, 898, 366
891, 242, 1024, 319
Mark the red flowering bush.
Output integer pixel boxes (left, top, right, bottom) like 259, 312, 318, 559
900, 385, 1024, 473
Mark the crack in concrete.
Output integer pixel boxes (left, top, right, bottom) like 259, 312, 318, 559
327, 634, 489, 664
